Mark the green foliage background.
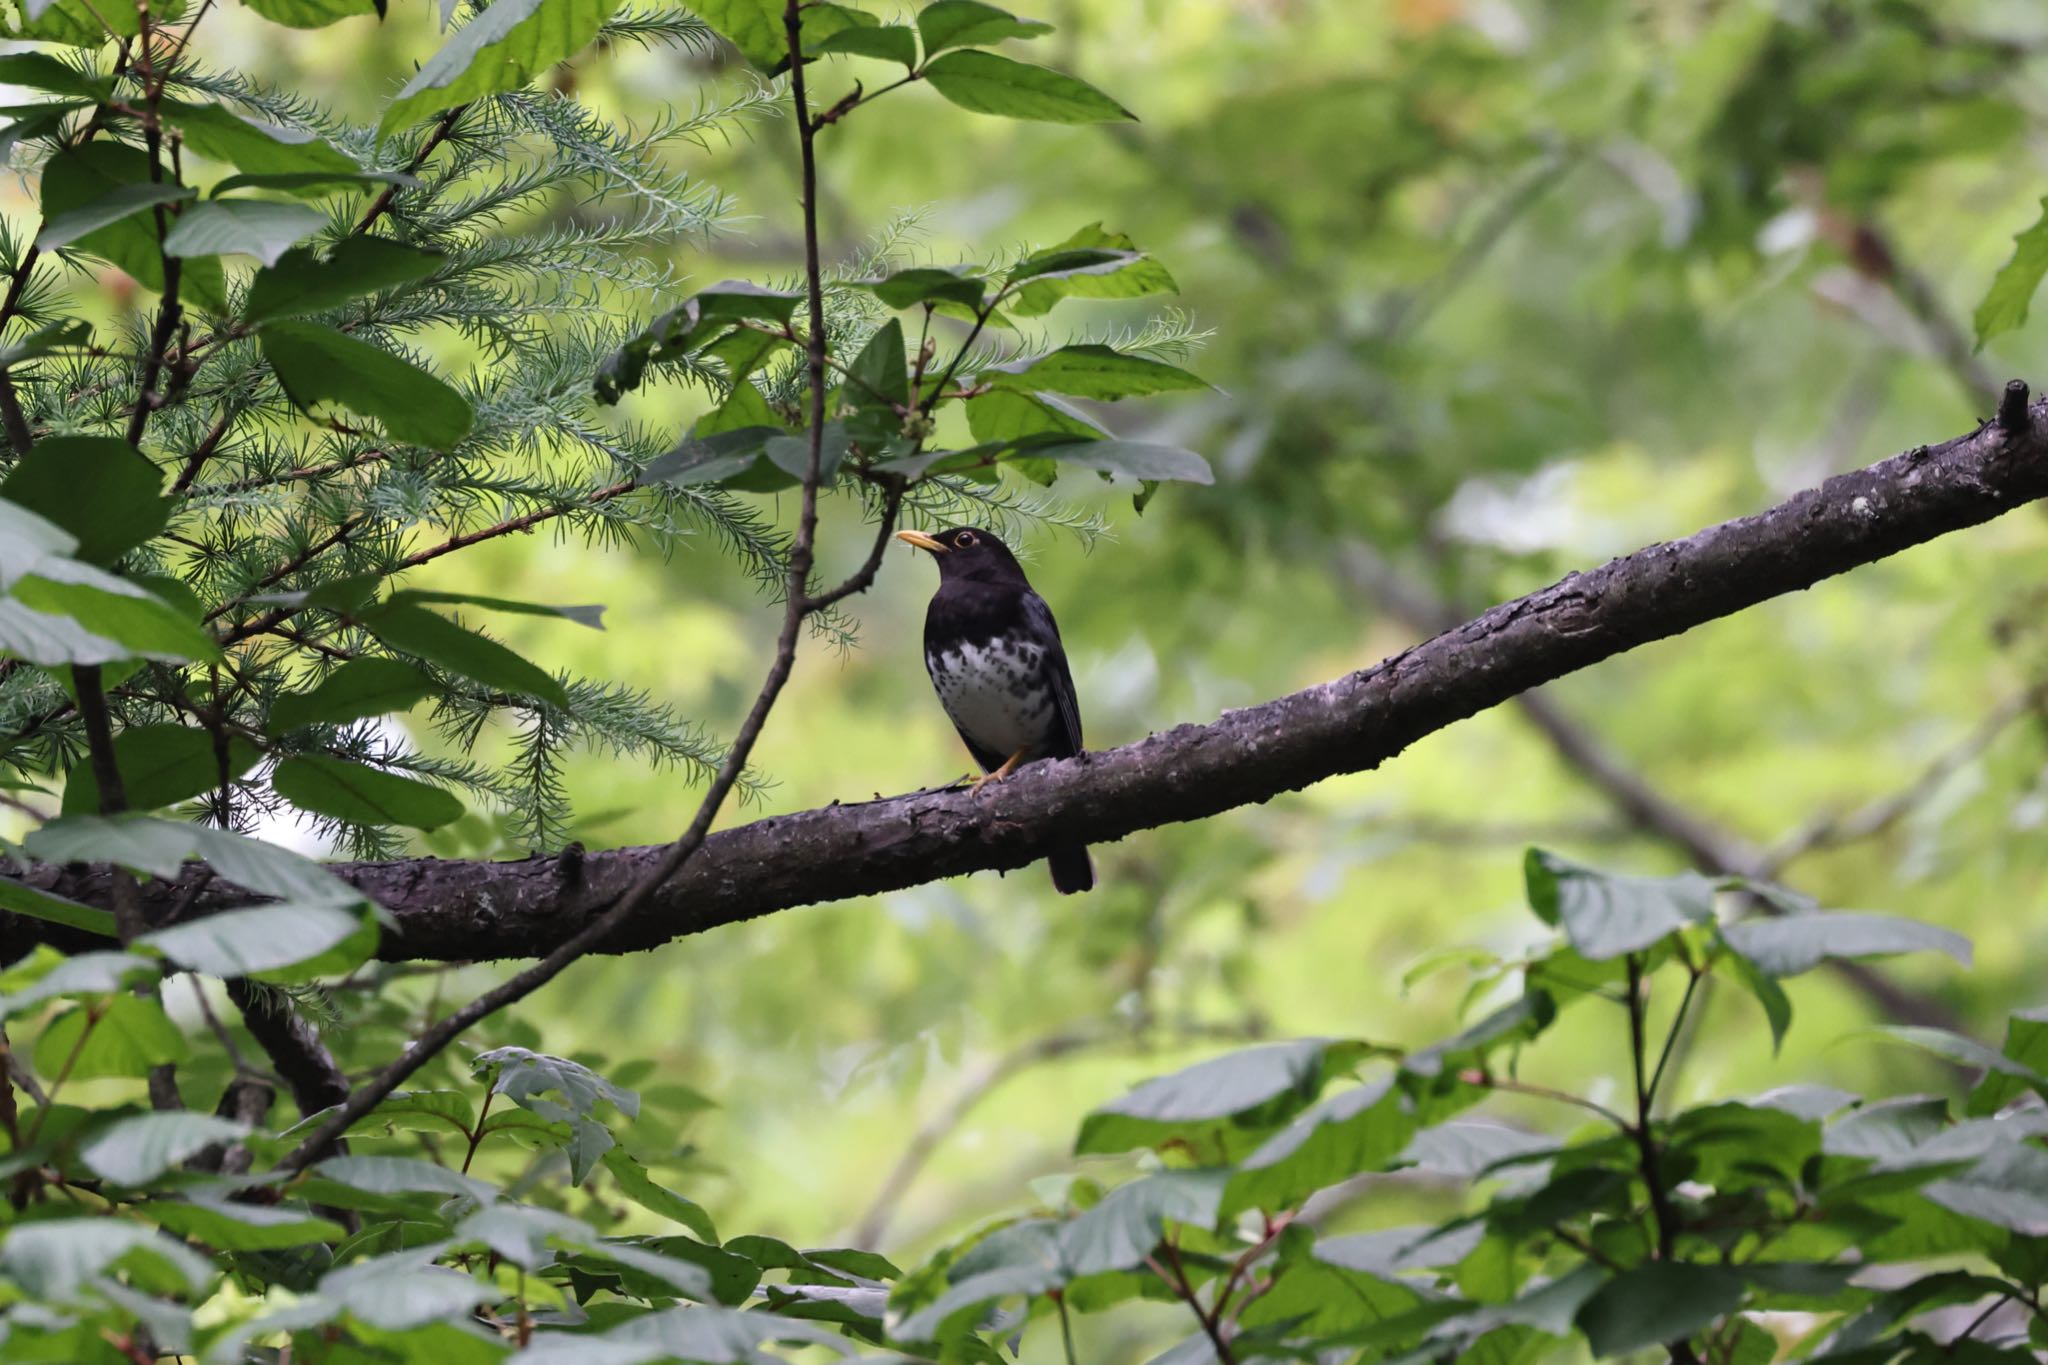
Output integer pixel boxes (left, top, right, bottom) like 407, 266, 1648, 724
3, 0, 2048, 1361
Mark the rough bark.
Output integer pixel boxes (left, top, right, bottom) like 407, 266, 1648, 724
8, 396, 2046, 965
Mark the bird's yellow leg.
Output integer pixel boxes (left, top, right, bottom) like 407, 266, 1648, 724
969, 748, 1028, 795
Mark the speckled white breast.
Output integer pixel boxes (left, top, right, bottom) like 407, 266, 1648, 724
926, 636, 1054, 761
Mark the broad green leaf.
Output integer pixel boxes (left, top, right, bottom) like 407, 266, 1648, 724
318, 1245, 496, 1329
986, 343, 1208, 399
25, 816, 364, 907
1238, 1230, 1428, 1338
270, 754, 464, 830
1524, 848, 1716, 959
143, 1199, 346, 1249
602, 1148, 719, 1242
1059, 1170, 1227, 1275
265, 657, 436, 735
384, 590, 604, 628
918, 0, 1052, 53
140, 902, 377, 983
79, 1111, 251, 1184
0, 496, 79, 588
965, 388, 1106, 445
316, 1154, 496, 1206
1076, 1038, 1367, 1157
1008, 223, 1176, 317
1405, 990, 1558, 1075
688, 0, 784, 69
859, 266, 989, 312
0, 103, 87, 163
0, 1219, 212, 1300
764, 422, 850, 481
244, 238, 444, 323
60, 723, 260, 815
161, 198, 327, 266
1034, 438, 1214, 483
811, 21, 915, 66
212, 169, 413, 196
843, 317, 909, 410
159, 100, 360, 182
1724, 948, 1793, 1053
11, 574, 221, 663
380, 0, 628, 136
922, 49, 1133, 123
1722, 911, 1971, 977
1975, 196, 2048, 349
0, 950, 154, 1018
237, 0, 378, 28
0, 53, 111, 100
1970, 1007, 2048, 1118
1, 436, 167, 564
33, 995, 188, 1080
643, 426, 781, 487
1873, 1026, 2048, 1090
35, 144, 226, 312
36, 180, 194, 251
1922, 1144, 2048, 1234
0, 317, 91, 370
1575, 1262, 1743, 1357
594, 282, 801, 403
1223, 1075, 1424, 1216
0, 878, 117, 938
1003, 245, 1136, 286
477, 1045, 639, 1119
259, 320, 474, 450
357, 602, 570, 708
457, 1203, 594, 1268
515, 1304, 847, 1364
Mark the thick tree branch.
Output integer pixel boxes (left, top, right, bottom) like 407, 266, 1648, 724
9, 396, 2048, 970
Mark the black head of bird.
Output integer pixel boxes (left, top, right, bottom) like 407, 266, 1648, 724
895, 526, 1095, 895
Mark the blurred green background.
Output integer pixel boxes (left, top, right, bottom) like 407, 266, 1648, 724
37, 0, 2048, 1341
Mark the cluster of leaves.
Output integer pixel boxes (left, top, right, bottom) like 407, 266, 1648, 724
2, 844, 2041, 1363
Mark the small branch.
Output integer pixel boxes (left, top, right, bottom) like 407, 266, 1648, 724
71, 665, 146, 945
356, 105, 467, 236
168, 409, 233, 495
1158, 1240, 1236, 1365
192, 449, 388, 497
1457, 1068, 1629, 1129
225, 980, 350, 1118
1644, 966, 1702, 1116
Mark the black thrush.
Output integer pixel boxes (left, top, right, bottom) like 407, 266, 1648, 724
895, 526, 1095, 895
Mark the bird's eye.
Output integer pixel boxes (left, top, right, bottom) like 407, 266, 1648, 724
956, 532, 977, 547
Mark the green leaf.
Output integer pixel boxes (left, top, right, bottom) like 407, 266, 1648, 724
35, 144, 225, 313
643, 426, 782, 488
601, 1148, 719, 1242
0, 878, 117, 939
0, 496, 79, 588
688, 0, 784, 69
161, 198, 328, 266
918, 0, 1052, 53
1970, 1007, 2048, 1118
36, 180, 194, 251
811, 21, 916, 66
0, 317, 92, 370
159, 100, 360, 183
319, 1246, 496, 1329
60, 723, 260, 815
1575, 1263, 1743, 1357
25, 816, 364, 907
357, 602, 570, 708
265, 657, 437, 735
270, 754, 464, 830
380, 0, 628, 136
986, 343, 1207, 399
1873, 1026, 2048, 1090
922, 49, 1133, 123
1076, 1038, 1368, 1157
0, 436, 167, 564
1223, 1076, 1425, 1216
79, 1111, 251, 1184
595, 282, 800, 403
140, 902, 377, 983
212, 169, 413, 196
1922, 1144, 2048, 1234
259, 320, 474, 450
11, 574, 222, 664
859, 266, 989, 312
1008, 223, 1176, 318
0, 53, 111, 100
244, 238, 444, 323
1524, 848, 1716, 960
34, 995, 188, 1080
521, 1304, 844, 1362
0, 1219, 212, 1300
1723, 912, 1971, 977
1060, 1170, 1227, 1275
1724, 948, 1793, 1053
1975, 196, 2048, 349
966, 388, 1106, 444
143, 1199, 346, 1249
1033, 439, 1214, 484
236, 0, 377, 28
316, 1154, 496, 1206
843, 317, 909, 410
383, 590, 604, 628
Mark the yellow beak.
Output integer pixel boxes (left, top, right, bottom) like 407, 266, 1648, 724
894, 529, 949, 554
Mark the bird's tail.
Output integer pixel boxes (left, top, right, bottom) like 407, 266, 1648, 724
1048, 844, 1094, 895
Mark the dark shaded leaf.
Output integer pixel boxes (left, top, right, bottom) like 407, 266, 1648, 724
270, 754, 464, 830
923, 49, 1134, 123
244, 238, 443, 322
259, 320, 474, 449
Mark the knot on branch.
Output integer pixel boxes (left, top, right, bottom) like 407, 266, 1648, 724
1997, 378, 2031, 436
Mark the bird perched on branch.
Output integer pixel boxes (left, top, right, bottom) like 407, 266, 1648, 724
895, 526, 1094, 895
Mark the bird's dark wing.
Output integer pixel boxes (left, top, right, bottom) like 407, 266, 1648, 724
1023, 590, 1084, 758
